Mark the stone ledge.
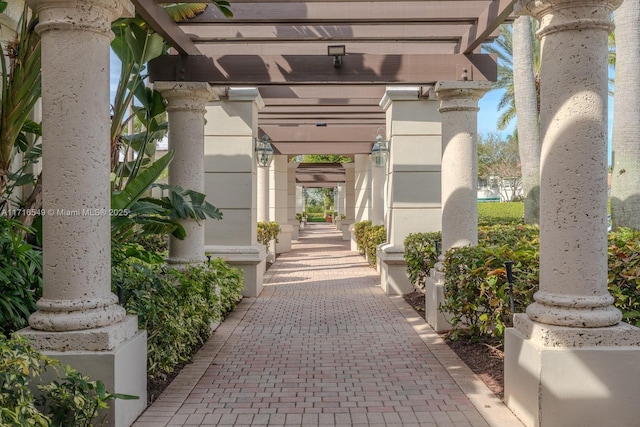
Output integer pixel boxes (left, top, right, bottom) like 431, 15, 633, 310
513, 313, 640, 347
19, 315, 139, 352
205, 245, 267, 265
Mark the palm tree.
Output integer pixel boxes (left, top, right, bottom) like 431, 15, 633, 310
610, 0, 640, 230
512, 16, 540, 224
484, 19, 541, 224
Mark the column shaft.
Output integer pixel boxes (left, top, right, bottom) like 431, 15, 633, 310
156, 82, 214, 266
435, 81, 491, 252
257, 166, 269, 222
523, 0, 621, 327
27, 0, 130, 332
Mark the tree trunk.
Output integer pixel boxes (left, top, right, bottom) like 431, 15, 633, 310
611, 0, 640, 230
512, 15, 541, 224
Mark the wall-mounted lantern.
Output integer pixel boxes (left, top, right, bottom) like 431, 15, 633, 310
255, 135, 274, 167
369, 134, 389, 167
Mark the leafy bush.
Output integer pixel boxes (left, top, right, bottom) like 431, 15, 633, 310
364, 225, 386, 267
404, 232, 442, 291
442, 235, 539, 339
112, 259, 244, 378
0, 217, 43, 335
257, 221, 281, 248
351, 221, 386, 267
477, 202, 524, 225
0, 334, 132, 427
353, 220, 371, 255
608, 228, 640, 327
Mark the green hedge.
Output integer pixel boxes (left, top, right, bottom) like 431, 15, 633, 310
353, 221, 386, 267
437, 225, 640, 341
257, 221, 281, 248
112, 258, 244, 378
478, 202, 524, 225
404, 232, 442, 291
442, 225, 539, 339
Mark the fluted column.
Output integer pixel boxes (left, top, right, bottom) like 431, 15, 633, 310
435, 81, 491, 252
156, 82, 214, 266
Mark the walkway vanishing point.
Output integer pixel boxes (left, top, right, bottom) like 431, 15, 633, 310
134, 224, 523, 427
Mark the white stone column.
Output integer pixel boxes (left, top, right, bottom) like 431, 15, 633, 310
257, 164, 269, 222
377, 87, 442, 295
21, 1, 146, 425
353, 154, 371, 223
270, 155, 292, 253
155, 82, 214, 267
424, 81, 489, 332
342, 163, 356, 240
504, 1, 640, 425
371, 160, 385, 226
287, 163, 299, 240
204, 87, 267, 297
435, 81, 490, 251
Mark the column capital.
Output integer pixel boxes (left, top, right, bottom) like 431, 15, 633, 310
155, 81, 216, 113
435, 81, 491, 113
227, 87, 265, 110
379, 86, 424, 110
516, 0, 620, 35
27, 0, 133, 36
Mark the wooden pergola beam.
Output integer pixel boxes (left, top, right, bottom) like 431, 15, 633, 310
149, 53, 497, 85
132, 0, 201, 55
460, 0, 516, 53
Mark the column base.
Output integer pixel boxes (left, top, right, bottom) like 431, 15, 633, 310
377, 244, 413, 295
20, 320, 147, 427
349, 224, 358, 252
276, 224, 293, 254
289, 221, 300, 240
505, 314, 640, 427
165, 255, 207, 270
205, 245, 266, 297
425, 268, 454, 332
341, 220, 354, 241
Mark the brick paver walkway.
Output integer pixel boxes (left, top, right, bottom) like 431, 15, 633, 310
134, 224, 522, 427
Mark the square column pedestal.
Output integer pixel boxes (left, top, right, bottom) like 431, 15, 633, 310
505, 314, 640, 427
21, 317, 147, 427
377, 244, 414, 295
203, 87, 267, 297
424, 269, 454, 332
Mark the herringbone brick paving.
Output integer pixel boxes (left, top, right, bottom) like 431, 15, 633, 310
134, 224, 522, 426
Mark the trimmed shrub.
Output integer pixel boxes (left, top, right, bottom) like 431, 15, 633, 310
404, 231, 442, 291
112, 259, 244, 378
364, 225, 386, 267
477, 202, 524, 225
608, 228, 640, 327
353, 220, 371, 255
257, 221, 281, 248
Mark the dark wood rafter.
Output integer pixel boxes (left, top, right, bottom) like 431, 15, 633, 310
135, 0, 511, 159
131, 0, 201, 55
148, 53, 497, 84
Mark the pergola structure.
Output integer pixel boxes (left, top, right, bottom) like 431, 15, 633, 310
17, 0, 640, 426
134, 0, 511, 156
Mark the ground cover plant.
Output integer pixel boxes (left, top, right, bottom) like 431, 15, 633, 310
0, 334, 136, 427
